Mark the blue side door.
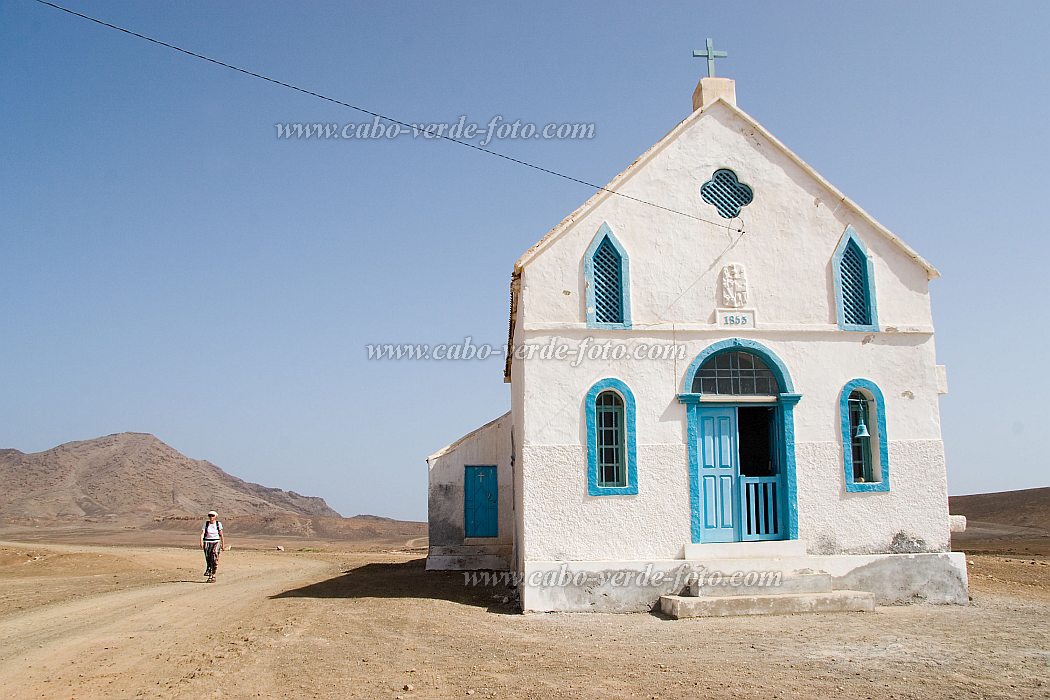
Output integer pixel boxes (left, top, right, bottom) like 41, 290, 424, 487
464, 465, 498, 538
697, 407, 738, 543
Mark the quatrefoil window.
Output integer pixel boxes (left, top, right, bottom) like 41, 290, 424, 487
701, 168, 753, 219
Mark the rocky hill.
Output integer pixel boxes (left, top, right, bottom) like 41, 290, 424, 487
0, 432, 341, 520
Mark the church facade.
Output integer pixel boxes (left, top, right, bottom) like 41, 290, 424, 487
427, 73, 968, 613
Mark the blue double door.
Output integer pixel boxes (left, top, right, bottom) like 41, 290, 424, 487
464, 465, 498, 538
696, 406, 784, 543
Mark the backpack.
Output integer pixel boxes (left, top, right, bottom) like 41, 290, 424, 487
203, 520, 222, 540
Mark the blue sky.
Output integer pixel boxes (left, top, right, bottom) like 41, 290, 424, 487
2, 1, 1047, 520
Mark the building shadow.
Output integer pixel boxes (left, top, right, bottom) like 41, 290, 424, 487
269, 557, 518, 614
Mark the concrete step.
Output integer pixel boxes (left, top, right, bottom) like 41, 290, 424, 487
684, 540, 807, 560
660, 590, 875, 619
687, 572, 832, 598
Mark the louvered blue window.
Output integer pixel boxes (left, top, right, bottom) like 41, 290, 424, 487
592, 239, 623, 324
833, 226, 878, 331
584, 223, 631, 329
701, 168, 753, 219
840, 241, 871, 325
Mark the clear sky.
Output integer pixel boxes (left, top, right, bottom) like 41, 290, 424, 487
2, 1, 1048, 520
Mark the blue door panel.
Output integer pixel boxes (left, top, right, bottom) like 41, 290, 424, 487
719, 474, 734, 527
702, 476, 717, 528
701, 416, 715, 469
697, 407, 738, 543
464, 465, 498, 538
717, 416, 733, 469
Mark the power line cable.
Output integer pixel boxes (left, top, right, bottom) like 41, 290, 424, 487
30, 0, 739, 231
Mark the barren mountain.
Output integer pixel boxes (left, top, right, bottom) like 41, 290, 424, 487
950, 486, 1050, 556
950, 487, 1050, 532
0, 432, 341, 521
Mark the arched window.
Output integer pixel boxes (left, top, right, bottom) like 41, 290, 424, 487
584, 223, 631, 329
833, 226, 878, 331
840, 241, 872, 325
847, 391, 874, 482
585, 378, 638, 496
839, 379, 890, 492
692, 351, 780, 395
595, 391, 626, 487
592, 239, 623, 324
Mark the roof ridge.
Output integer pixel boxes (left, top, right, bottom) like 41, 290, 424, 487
513, 98, 937, 277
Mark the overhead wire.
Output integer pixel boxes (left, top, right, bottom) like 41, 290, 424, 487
30, 0, 742, 233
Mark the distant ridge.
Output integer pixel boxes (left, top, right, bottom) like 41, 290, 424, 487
0, 432, 341, 520
950, 487, 1050, 532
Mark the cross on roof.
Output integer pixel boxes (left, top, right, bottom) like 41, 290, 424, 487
693, 38, 728, 78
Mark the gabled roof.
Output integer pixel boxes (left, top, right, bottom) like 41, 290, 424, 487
504, 97, 939, 381
427, 411, 510, 463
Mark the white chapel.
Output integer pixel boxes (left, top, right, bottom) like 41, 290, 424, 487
427, 49, 968, 614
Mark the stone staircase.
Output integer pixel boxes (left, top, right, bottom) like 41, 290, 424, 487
659, 541, 876, 619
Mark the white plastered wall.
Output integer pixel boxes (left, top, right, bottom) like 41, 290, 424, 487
510, 316, 528, 576
512, 100, 950, 562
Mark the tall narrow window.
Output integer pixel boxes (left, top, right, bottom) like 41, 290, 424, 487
584, 223, 631, 329
847, 391, 875, 483
592, 239, 623, 324
840, 240, 871, 326
595, 391, 626, 487
585, 378, 638, 496
833, 226, 878, 331
839, 379, 890, 492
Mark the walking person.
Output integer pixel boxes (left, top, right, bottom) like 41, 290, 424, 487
200, 510, 224, 583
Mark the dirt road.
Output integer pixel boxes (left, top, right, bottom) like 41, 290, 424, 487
0, 542, 336, 698
0, 542, 1047, 699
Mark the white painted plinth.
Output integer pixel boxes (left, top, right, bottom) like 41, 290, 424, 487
520, 552, 968, 613
683, 540, 808, 560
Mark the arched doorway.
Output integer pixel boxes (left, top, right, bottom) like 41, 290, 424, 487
679, 339, 801, 544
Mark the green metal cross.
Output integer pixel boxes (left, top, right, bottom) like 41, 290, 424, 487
693, 38, 728, 78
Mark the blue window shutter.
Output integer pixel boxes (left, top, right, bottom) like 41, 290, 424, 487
700, 168, 754, 219
832, 226, 878, 332
840, 240, 872, 326
592, 238, 623, 324
584, 223, 631, 329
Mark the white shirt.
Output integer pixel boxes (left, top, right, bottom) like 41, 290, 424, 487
202, 521, 223, 541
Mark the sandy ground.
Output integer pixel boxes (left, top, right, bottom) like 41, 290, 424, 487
0, 539, 1047, 700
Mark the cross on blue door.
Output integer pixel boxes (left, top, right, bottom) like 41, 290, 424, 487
464, 465, 498, 538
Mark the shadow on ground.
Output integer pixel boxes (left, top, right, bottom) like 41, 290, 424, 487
163, 580, 212, 585
270, 557, 518, 614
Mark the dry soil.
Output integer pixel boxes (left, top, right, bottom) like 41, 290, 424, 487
0, 536, 1047, 699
